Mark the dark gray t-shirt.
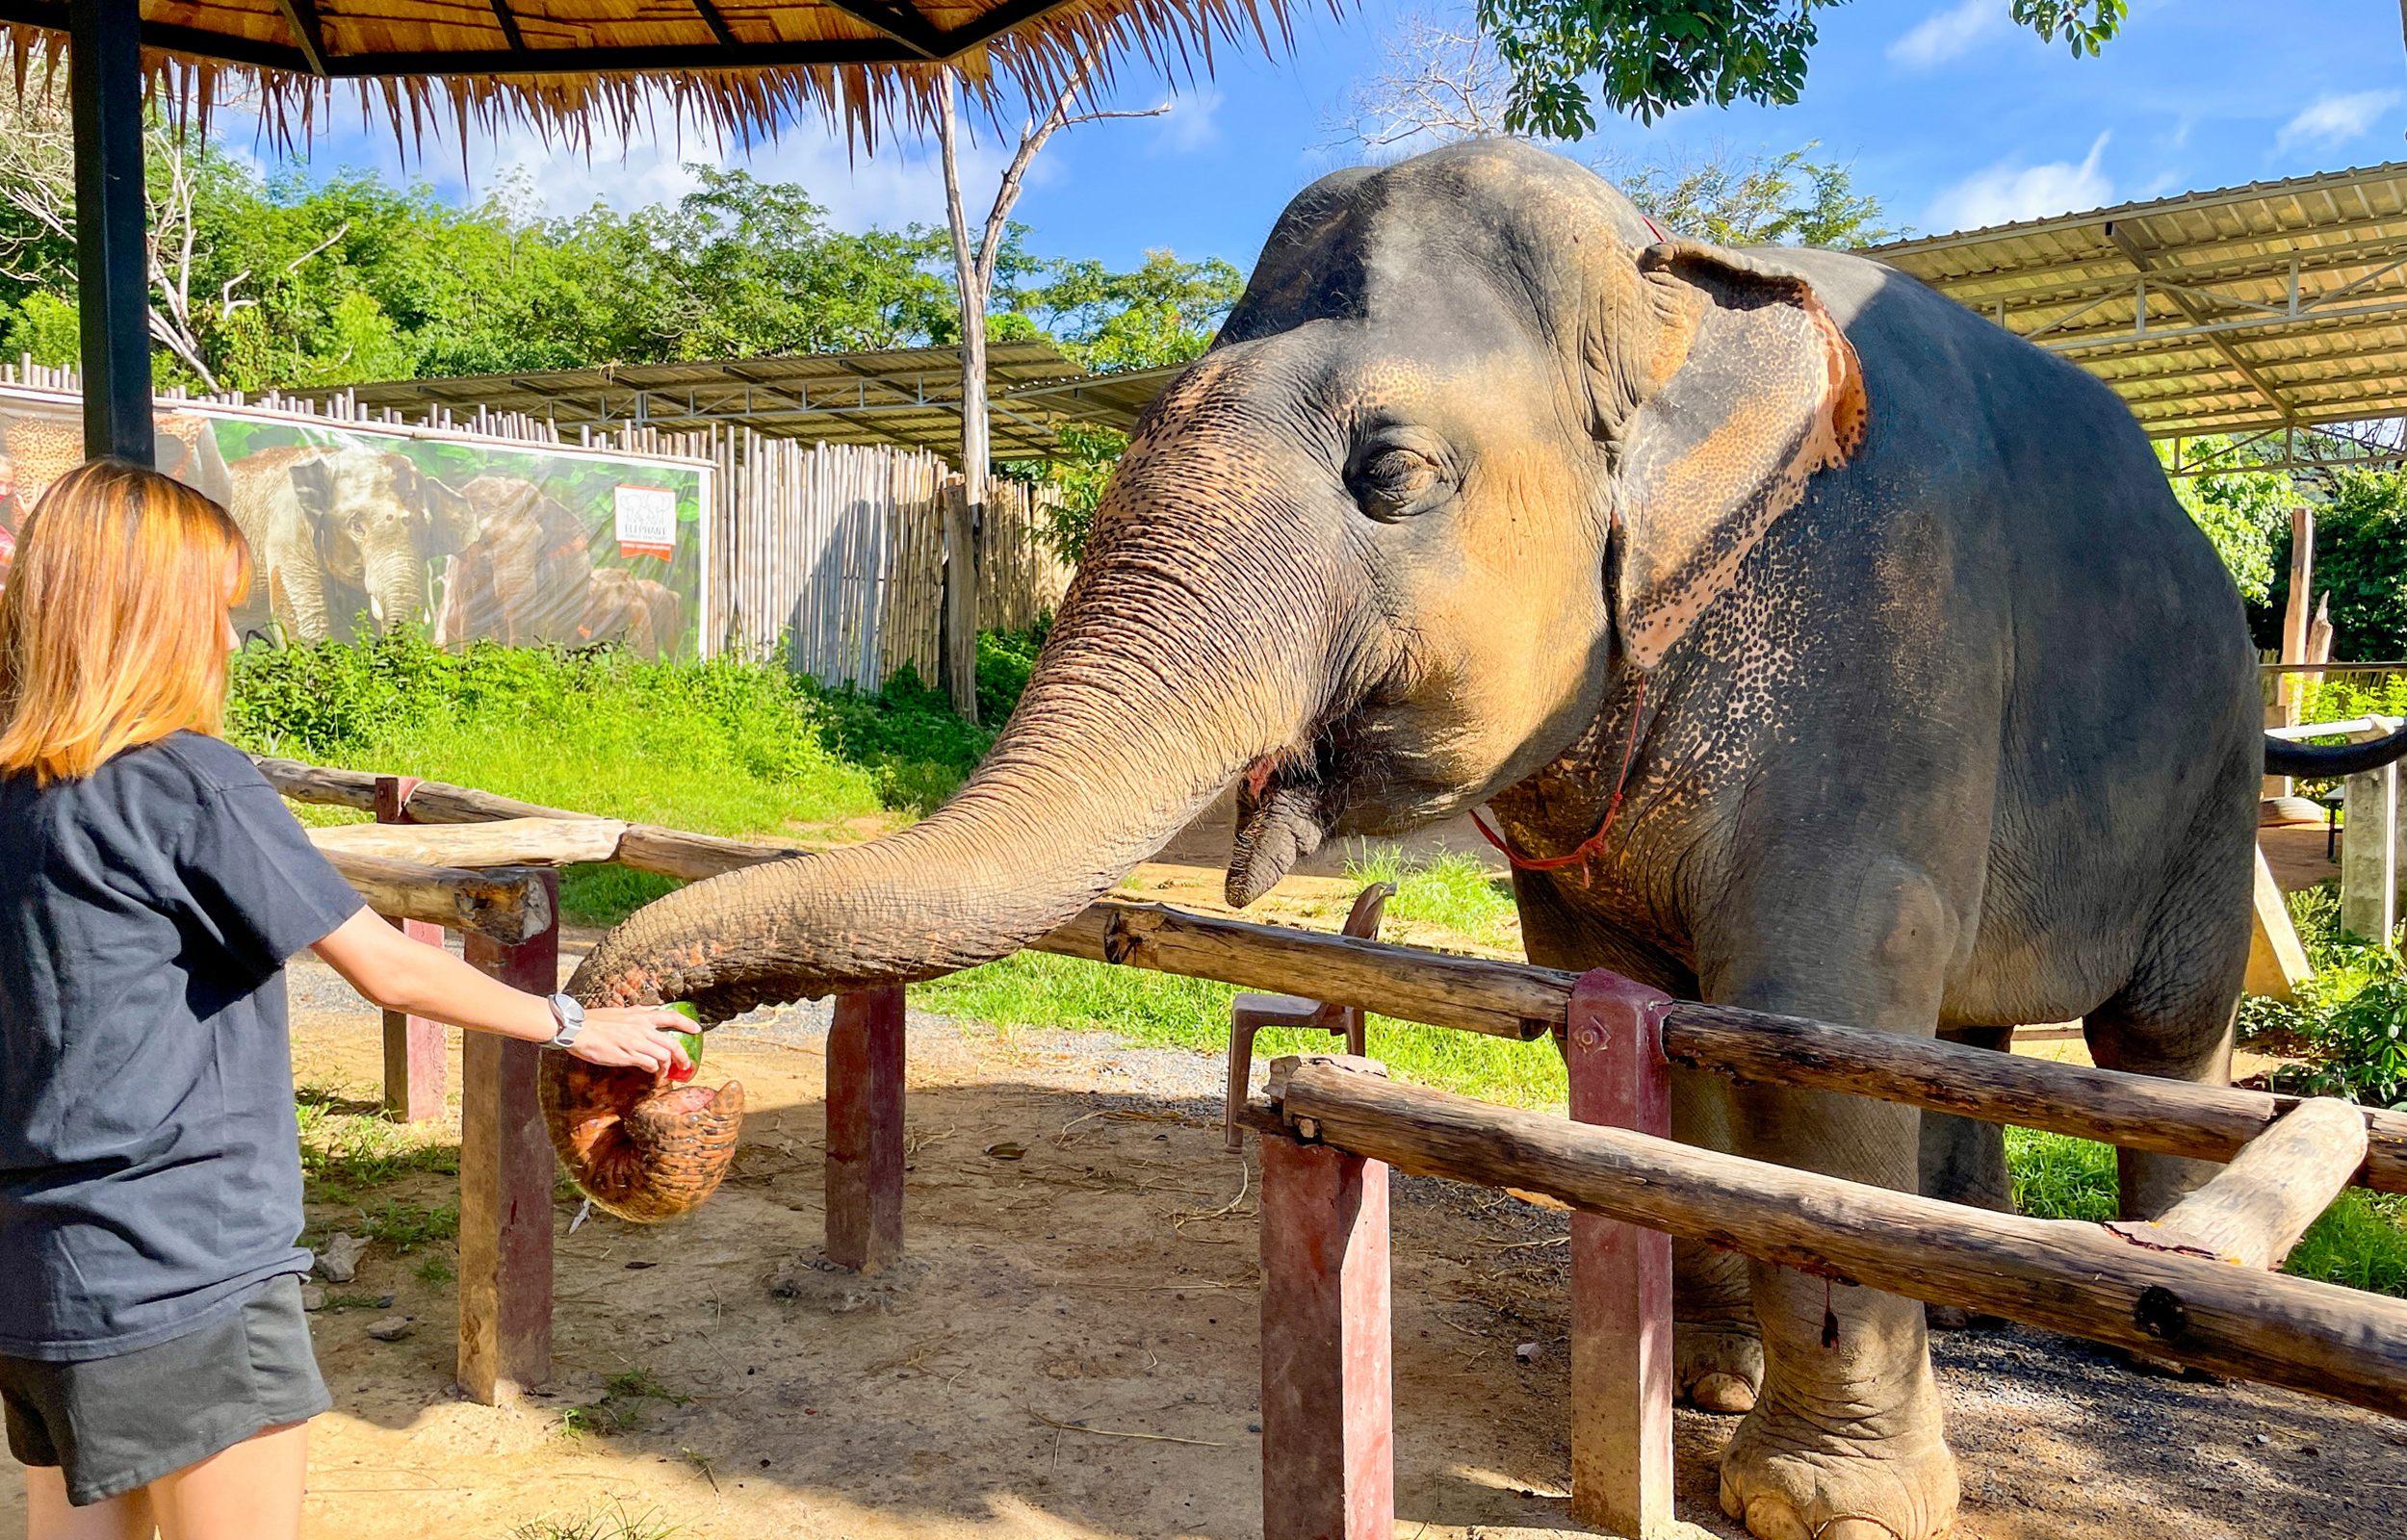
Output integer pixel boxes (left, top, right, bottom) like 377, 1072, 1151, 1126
0, 731, 362, 1360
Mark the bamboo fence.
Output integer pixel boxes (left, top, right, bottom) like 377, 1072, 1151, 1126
13, 359, 1074, 690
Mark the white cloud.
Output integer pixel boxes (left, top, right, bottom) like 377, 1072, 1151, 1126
1888, 0, 2002, 69
473, 116, 1013, 233
2276, 90, 2400, 154
1925, 133, 2112, 231
1152, 86, 1223, 156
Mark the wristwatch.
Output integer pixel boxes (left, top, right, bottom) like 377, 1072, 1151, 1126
545, 992, 586, 1050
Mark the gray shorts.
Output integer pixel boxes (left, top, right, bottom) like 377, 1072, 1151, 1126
0, 1274, 330, 1506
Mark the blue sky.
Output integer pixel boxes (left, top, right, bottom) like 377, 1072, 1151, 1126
252, 0, 2407, 273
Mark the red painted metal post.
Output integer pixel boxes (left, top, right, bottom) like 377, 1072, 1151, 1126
825, 985, 906, 1271
457, 867, 557, 1404
373, 776, 446, 1123
1258, 1126, 1394, 1540
1566, 969, 1675, 1536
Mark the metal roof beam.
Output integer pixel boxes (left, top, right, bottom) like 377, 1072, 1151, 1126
1917, 231, 2407, 302
2107, 221, 2298, 431
2037, 292, 2407, 352
1872, 162, 2407, 259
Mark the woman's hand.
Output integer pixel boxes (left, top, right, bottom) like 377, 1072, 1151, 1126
313, 909, 695, 1078
570, 1008, 696, 1075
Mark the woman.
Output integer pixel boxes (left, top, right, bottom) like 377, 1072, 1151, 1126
0, 461, 692, 1540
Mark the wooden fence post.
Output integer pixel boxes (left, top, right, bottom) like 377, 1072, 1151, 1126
2342, 722, 2401, 944
825, 985, 906, 1271
457, 866, 557, 1404
1566, 970, 1675, 1538
373, 776, 447, 1122
1258, 1113, 1393, 1540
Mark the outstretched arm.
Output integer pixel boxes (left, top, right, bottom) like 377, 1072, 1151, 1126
311, 908, 690, 1075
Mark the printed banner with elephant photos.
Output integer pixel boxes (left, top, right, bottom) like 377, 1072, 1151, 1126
0, 389, 711, 660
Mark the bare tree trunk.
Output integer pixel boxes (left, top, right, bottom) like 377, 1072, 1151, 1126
932, 53, 1161, 726
938, 71, 987, 725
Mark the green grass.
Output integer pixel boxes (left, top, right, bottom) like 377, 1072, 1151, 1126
295, 1082, 457, 1205
559, 1370, 691, 1440
226, 630, 1038, 838
1341, 844, 1520, 950
511, 1500, 680, 1540
353, 1199, 457, 1253
2009, 1126, 2407, 1296
228, 630, 1048, 925
911, 949, 1569, 1108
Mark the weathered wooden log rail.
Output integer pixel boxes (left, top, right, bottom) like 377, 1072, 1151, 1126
1242, 1063, 2407, 1417
259, 757, 2407, 1197
264, 754, 2405, 1537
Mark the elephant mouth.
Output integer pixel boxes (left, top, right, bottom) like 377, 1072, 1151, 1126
1229, 748, 1333, 906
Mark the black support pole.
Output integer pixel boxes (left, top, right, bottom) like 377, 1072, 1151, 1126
69, 0, 153, 466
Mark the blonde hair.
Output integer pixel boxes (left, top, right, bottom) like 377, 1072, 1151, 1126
0, 459, 251, 784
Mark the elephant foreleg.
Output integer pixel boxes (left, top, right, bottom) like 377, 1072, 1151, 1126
1915, 1022, 2015, 1216
1702, 857, 1964, 1540
268, 534, 333, 645
1509, 868, 1762, 1409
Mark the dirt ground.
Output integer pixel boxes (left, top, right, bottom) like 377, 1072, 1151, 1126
8, 937, 2401, 1540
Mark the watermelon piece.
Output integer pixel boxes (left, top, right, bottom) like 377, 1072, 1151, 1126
665, 1001, 705, 1085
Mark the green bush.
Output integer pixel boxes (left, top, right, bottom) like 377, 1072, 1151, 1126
2241, 883, 2407, 1109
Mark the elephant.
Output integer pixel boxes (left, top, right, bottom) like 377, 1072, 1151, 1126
577, 567, 684, 658
226, 443, 473, 644
539, 141, 2402, 1539
435, 474, 595, 648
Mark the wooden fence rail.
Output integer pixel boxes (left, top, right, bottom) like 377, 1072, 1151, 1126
260, 755, 2407, 1196
1242, 1058, 2407, 1419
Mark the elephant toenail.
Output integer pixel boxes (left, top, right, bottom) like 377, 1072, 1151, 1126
1690, 1371, 1757, 1413
1742, 1494, 1815, 1540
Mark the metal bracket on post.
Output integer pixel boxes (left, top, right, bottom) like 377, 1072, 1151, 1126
826, 984, 906, 1272
373, 776, 447, 1122
1566, 969, 1675, 1538
457, 866, 557, 1404
1258, 1065, 1394, 1540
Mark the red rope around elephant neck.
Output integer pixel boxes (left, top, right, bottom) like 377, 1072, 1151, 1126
1471, 676, 1648, 888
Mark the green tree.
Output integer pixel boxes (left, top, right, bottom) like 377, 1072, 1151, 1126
1008, 250, 1245, 371
2155, 439, 2292, 605
2265, 470, 2407, 662
1618, 143, 1896, 247
1474, 0, 2127, 138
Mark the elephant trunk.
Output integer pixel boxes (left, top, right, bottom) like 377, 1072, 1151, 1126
361, 542, 420, 633
544, 447, 1343, 1219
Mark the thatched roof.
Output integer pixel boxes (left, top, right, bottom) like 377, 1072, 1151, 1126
0, 0, 1301, 149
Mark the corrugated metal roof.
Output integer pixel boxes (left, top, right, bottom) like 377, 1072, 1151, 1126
1867, 162, 2407, 444
312, 340, 1148, 459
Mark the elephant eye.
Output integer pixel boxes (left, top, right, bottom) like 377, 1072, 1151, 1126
1347, 447, 1444, 522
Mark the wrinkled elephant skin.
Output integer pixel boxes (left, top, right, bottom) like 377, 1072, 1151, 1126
227, 445, 468, 643
554, 143, 2281, 1539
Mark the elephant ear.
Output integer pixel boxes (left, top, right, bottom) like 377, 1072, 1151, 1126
1600, 239, 1868, 671
289, 455, 342, 566
422, 475, 478, 557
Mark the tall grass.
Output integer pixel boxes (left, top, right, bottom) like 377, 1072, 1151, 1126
1341, 844, 1520, 949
